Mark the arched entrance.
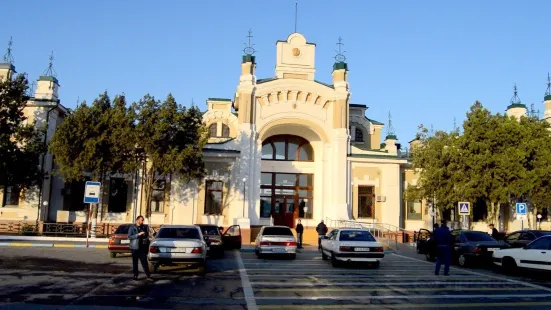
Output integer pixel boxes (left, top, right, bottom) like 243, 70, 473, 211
260, 135, 314, 228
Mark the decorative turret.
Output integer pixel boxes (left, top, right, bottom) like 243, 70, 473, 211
331, 36, 350, 129
384, 111, 398, 155
506, 84, 527, 120
0, 37, 16, 81
235, 30, 257, 124
543, 73, 551, 124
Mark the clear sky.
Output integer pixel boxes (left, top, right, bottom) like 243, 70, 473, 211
2, 0, 550, 143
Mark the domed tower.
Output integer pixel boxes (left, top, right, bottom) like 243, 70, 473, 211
0, 37, 16, 81
543, 73, 551, 124
506, 84, 527, 120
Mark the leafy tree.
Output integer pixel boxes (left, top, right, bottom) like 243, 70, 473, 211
133, 94, 207, 218
0, 74, 46, 196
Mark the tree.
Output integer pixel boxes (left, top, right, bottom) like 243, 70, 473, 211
49, 92, 136, 225
133, 94, 207, 218
0, 73, 46, 198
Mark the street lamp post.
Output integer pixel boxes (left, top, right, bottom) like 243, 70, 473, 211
242, 177, 247, 218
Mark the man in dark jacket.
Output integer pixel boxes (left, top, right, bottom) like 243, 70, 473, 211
296, 219, 304, 249
488, 224, 500, 240
433, 221, 453, 276
316, 220, 328, 250
128, 215, 151, 280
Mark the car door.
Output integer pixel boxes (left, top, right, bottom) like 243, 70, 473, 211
327, 229, 339, 252
504, 232, 522, 248
322, 230, 336, 252
517, 237, 551, 271
222, 225, 242, 250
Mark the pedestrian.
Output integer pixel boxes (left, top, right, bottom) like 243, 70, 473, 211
128, 215, 151, 280
316, 220, 328, 250
296, 219, 304, 249
488, 224, 499, 240
433, 221, 453, 276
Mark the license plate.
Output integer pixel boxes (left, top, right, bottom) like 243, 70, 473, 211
120, 240, 129, 244
271, 248, 286, 253
487, 248, 500, 252
166, 248, 186, 253
354, 247, 371, 252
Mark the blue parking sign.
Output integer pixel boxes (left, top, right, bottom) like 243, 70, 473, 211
515, 203, 527, 215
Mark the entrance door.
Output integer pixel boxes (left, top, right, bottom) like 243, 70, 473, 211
273, 196, 297, 228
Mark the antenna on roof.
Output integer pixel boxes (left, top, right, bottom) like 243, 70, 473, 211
294, 1, 298, 33
3, 36, 14, 64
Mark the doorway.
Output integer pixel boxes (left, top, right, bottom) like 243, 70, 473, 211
274, 196, 297, 228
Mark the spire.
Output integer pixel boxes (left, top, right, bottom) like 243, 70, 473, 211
242, 29, 256, 63
43, 51, 57, 77
3, 36, 14, 64
508, 84, 525, 107
333, 36, 348, 71
529, 103, 540, 119
386, 111, 397, 139
545, 73, 551, 101
294, 1, 298, 33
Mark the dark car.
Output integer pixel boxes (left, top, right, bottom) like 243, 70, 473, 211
450, 230, 509, 267
503, 230, 551, 248
107, 224, 155, 258
415, 228, 433, 255
195, 224, 242, 258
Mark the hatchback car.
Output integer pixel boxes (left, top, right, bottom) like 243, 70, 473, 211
107, 224, 155, 258
320, 228, 384, 267
254, 226, 297, 259
147, 225, 208, 274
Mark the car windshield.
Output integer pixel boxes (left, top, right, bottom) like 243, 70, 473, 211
339, 230, 376, 242
157, 228, 200, 239
463, 232, 495, 242
263, 227, 293, 236
200, 226, 220, 236
534, 231, 551, 237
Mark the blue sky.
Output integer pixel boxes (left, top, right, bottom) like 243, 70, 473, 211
2, 1, 550, 143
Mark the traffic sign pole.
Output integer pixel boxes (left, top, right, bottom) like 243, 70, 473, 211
86, 204, 91, 248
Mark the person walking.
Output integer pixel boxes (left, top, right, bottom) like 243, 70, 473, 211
433, 221, 453, 276
316, 220, 328, 250
488, 224, 499, 240
128, 215, 151, 280
296, 219, 304, 249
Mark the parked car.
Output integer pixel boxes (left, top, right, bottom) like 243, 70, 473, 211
450, 230, 509, 267
493, 235, 551, 273
320, 228, 384, 268
196, 224, 242, 258
254, 226, 297, 259
415, 228, 433, 255
503, 230, 551, 248
107, 224, 155, 258
147, 225, 208, 274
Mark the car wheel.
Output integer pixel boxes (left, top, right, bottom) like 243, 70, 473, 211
321, 250, 328, 261
109, 252, 116, 258
502, 257, 517, 274
148, 262, 158, 274
331, 253, 340, 267
197, 262, 207, 276
458, 254, 469, 267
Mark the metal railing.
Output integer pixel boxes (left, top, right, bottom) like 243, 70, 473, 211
325, 217, 411, 252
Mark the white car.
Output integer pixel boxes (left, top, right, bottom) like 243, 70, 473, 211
320, 228, 384, 268
254, 226, 297, 259
493, 235, 551, 272
148, 225, 208, 274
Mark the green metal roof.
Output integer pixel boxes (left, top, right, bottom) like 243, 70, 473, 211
367, 117, 384, 125
333, 62, 348, 71
506, 103, 527, 110
350, 104, 367, 108
257, 77, 277, 84
314, 80, 334, 89
207, 98, 232, 102
545, 95, 551, 101
38, 75, 59, 84
386, 134, 397, 140
0, 63, 15, 71
206, 137, 236, 145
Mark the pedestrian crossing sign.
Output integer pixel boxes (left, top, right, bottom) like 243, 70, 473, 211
458, 202, 471, 215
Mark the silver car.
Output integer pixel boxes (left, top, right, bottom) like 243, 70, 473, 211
255, 226, 297, 259
147, 225, 208, 274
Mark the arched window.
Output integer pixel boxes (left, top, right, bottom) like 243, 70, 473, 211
261, 135, 314, 161
221, 124, 230, 138
355, 127, 364, 142
209, 124, 217, 137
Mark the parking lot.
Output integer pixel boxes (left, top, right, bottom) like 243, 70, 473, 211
1, 245, 551, 309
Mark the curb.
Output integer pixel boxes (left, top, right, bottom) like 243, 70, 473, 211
0, 236, 108, 243
0, 242, 108, 249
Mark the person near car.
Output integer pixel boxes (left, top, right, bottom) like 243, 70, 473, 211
316, 220, 328, 250
433, 221, 453, 276
296, 219, 304, 249
488, 224, 499, 240
128, 215, 151, 280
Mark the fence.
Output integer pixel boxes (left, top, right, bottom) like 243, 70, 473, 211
0, 221, 159, 237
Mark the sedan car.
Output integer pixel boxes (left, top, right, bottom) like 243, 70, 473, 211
493, 235, 551, 272
503, 230, 551, 248
450, 230, 509, 267
108, 224, 155, 258
196, 224, 242, 258
254, 226, 297, 259
147, 225, 208, 274
320, 228, 384, 268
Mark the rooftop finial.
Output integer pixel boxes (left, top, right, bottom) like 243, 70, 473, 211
386, 111, 396, 137
43, 50, 57, 77
3, 36, 14, 64
545, 73, 551, 97
453, 117, 457, 132
294, 1, 298, 33
243, 29, 256, 56
334, 36, 346, 63
510, 84, 521, 105
529, 103, 540, 119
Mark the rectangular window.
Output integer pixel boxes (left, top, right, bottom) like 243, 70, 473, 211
407, 200, 422, 220
205, 180, 223, 215
151, 180, 166, 213
259, 172, 314, 220
260, 197, 272, 218
3, 186, 20, 206
108, 178, 129, 213
275, 174, 296, 187
358, 186, 374, 218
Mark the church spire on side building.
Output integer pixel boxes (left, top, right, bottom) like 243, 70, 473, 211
0, 37, 16, 80
506, 84, 527, 120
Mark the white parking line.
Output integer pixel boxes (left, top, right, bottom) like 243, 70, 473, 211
235, 250, 258, 310
247, 293, 551, 300
249, 281, 512, 287
246, 274, 484, 278
391, 253, 551, 293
